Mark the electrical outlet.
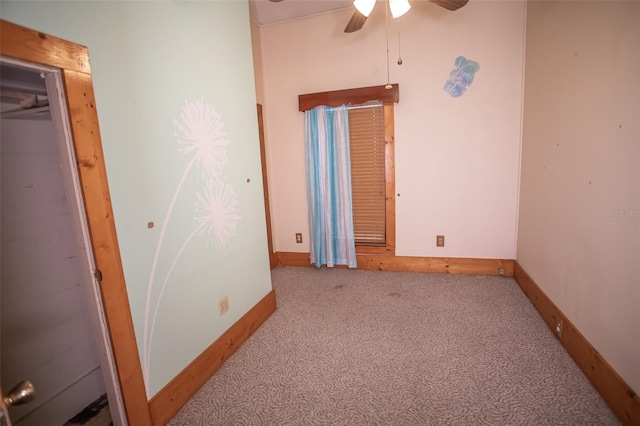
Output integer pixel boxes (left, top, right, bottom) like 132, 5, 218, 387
295, 233, 303, 244
436, 235, 445, 247
555, 318, 563, 337
498, 268, 505, 276
218, 296, 229, 316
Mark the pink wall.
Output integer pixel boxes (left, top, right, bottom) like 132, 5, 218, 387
256, 1, 525, 259
518, 0, 640, 393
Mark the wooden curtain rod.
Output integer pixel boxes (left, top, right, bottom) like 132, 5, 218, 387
298, 84, 399, 112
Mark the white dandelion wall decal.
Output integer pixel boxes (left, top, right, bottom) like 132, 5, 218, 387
142, 99, 239, 394
175, 99, 229, 181
195, 180, 240, 250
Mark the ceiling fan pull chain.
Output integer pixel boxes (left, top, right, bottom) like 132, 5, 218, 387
397, 15, 403, 65
385, 1, 392, 89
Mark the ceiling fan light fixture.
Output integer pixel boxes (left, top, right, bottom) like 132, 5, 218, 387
389, 0, 411, 18
353, 0, 376, 17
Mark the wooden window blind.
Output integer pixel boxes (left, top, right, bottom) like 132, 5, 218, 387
348, 104, 386, 246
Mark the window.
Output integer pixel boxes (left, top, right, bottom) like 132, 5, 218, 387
298, 85, 397, 255
348, 103, 386, 246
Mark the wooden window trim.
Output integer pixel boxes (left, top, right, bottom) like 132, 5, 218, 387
298, 84, 399, 112
298, 85, 397, 255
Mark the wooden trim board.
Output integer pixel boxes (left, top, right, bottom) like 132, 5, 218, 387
276, 251, 315, 268
298, 84, 399, 112
0, 20, 91, 74
276, 252, 514, 276
256, 104, 277, 270
149, 290, 277, 425
514, 262, 640, 425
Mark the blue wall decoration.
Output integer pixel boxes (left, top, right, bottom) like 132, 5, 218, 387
444, 56, 480, 98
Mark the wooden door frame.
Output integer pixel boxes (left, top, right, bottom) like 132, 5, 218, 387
0, 20, 152, 425
256, 104, 276, 269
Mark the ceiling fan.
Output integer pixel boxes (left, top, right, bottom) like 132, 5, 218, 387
344, 0, 468, 33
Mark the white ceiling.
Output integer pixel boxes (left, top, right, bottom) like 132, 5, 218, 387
248, 0, 355, 26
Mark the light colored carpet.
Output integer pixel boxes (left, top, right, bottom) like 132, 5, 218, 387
169, 267, 618, 425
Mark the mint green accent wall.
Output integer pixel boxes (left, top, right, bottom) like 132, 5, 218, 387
2, 1, 272, 397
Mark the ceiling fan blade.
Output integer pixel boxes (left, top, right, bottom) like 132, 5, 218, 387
428, 0, 469, 11
344, 9, 368, 33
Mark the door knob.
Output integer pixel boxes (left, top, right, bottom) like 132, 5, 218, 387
2, 381, 35, 407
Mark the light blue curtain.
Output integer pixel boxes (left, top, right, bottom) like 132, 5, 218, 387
304, 105, 357, 268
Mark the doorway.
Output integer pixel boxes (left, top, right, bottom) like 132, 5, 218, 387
0, 59, 124, 425
0, 20, 152, 426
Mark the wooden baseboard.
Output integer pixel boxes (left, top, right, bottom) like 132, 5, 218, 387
148, 290, 277, 425
269, 252, 278, 270
514, 262, 640, 425
276, 252, 514, 276
276, 251, 314, 267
